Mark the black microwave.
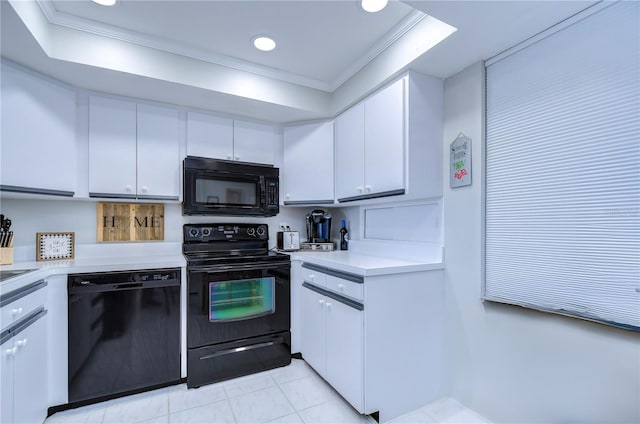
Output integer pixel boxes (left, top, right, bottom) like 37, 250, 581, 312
183, 156, 279, 216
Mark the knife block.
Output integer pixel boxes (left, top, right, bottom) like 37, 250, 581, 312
0, 240, 14, 265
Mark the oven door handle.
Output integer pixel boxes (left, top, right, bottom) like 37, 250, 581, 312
188, 261, 290, 273
199, 341, 275, 360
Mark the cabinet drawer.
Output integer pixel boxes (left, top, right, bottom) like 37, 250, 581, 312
326, 275, 363, 301
303, 268, 327, 287
0, 280, 47, 331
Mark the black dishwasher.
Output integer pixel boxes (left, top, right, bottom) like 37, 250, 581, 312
68, 268, 181, 405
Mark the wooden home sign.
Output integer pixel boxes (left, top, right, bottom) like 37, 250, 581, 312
97, 203, 164, 242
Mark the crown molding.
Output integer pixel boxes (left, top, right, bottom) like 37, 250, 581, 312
328, 9, 426, 91
36, 0, 331, 91
36, 0, 426, 93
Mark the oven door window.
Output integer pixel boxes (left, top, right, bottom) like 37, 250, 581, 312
195, 176, 258, 207
209, 277, 275, 321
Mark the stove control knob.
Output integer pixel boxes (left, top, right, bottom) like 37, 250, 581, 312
257, 226, 266, 237
188, 228, 199, 238
202, 228, 212, 237
247, 227, 256, 236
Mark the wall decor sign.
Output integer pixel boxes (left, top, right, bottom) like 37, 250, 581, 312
36, 232, 75, 261
97, 203, 164, 242
450, 133, 472, 188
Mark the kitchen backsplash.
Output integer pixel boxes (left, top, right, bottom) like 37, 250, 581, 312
0, 198, 359, 253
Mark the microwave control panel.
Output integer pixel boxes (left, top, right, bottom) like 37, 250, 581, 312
265, 179, 279, 210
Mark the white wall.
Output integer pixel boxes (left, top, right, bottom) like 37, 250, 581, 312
442, 61, 640, 423
0, 198, 310, 257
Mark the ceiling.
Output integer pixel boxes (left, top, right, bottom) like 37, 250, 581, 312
48, 0, 420, 91
1, 0, 597, 123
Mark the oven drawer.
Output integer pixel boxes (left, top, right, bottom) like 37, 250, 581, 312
187, 331, 291, 388
326, 275, 363, 301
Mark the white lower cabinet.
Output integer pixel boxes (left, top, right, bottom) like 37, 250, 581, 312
300, 287, 326, 373
298, 262, 444, 422
1, 279, 50, 424
7, 314, 48, 424
325, 295, 364, 412
300, 280, 364, 413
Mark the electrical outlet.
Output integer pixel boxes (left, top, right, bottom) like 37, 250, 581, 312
279, 222, 288, 230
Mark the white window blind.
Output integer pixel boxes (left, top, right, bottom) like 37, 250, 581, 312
485, 1, 640, 330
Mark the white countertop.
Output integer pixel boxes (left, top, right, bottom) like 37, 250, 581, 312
1, 240, 443, 291
287, 250, 443, 277
0, 253, 186, 294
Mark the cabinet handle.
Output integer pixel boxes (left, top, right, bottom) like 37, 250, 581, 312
309, 274, 314, 281
326, 302, 332, 310
226, 155, 233, 160
235, 156, 240, 161
285, 193, 291, 199
365, 185, 372, 193
337, 283, 344, 290
5, 347, 17, 357
11, 307, 23, 316
357, 186, 363, 193
16, 339, 27, 348
141, 186, 148, 193
318, 299, 324, 305
125, 185, 133, 192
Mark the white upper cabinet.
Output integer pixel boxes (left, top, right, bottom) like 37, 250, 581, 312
136, 104, 181, 200
186, 112, 276, 165
335, 78, 404, 202
334, 72, 443, 204
283, 121, 334, 205
1, 62, 76, 197
89, 96, 137, 198
334, 103, 365, 201
89, 95, 181, 200
186, 111, 233, 159
233, 120, 276, 165
364, 78, 405, 197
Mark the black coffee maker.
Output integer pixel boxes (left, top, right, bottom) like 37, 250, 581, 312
306, 209, 332, 243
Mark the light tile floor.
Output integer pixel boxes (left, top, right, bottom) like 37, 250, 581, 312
46, 359, 490, 424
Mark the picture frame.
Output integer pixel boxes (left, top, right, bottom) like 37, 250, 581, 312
36, 232, 75, 261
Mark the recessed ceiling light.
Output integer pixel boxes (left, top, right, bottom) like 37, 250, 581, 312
253, 36, 276, 52
361, 0, 388, 13
92, 0, 117, 6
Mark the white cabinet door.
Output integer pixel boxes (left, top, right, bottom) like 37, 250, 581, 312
89, 96, 137, 198
364, 78, 405, 196
1, 337, 15, 424
137, 104, 181, 200
1, 62, 76, 196
326, 299, 364, 413
283, 121, 334, 204
186, 111, 233, 160
233, 120, 275, 165
12, 313, 48, 424
300, 286, 326, 376
334, 103, 365, 201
